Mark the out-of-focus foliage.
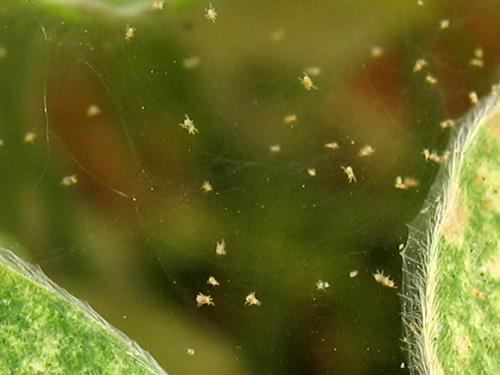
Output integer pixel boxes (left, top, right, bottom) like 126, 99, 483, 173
0, 0, 498, 373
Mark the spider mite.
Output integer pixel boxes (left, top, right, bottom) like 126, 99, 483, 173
373, 270, 397, 288
298, 72, 318, 91
245, 292, 261, 306
196, 292, 214, 306
341, 166, 357, 183
205, 3, 217, 23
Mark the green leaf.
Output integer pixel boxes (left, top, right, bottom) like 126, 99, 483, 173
0, 248, 165, 374
402, 91, 500, 374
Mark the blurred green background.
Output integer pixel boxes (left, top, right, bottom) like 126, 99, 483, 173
0, 0, 498, 373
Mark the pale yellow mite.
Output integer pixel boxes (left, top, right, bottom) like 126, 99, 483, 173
425, 74, 438, 85
205, 3, 217, 23
358, 145, 375, 157
349, 270, 359, 278
24, 132, 37, 143
283, 114, 298, 125
373, 270, 397, 288
201, 180, 213, 193
413, 58, 428, 72
316, 280, 330, 290
86, 104, 101, 117
270, 144, 281, 153
370, 46, 384, 58
196, 292, 214, 306
245, 292, 261, 306
470, 47, 484, 68
182, 56, 201, 70
186, 348, 195, 356
422, 149, 450, 164
469, 91, 479, 106
207, 276, 220, 286
341, 166, 357, 183
151, 1, 164, 10
470, 58, 484, 68
215, 239, 226, 255
180, 115, 198, 135
440, 119, 455, 130
307, 168, 316, 177
395, 176, 420, 190
61, 175, 78, 186
324, 142, 339, 150
124, 26, 136, 41
298, 73, 317, 91
439, 19, 450, 29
